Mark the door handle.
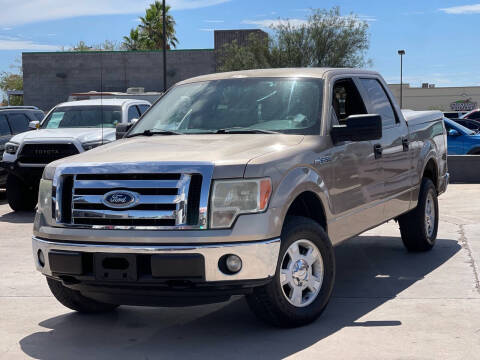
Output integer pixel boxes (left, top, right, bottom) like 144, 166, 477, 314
374, 144, 383, 159
402, 137, 409, 151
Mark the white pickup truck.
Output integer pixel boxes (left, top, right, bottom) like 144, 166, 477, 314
1, 98, 150, 211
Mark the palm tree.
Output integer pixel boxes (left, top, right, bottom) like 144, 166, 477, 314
138, 1, 178, 50
122, 28, 143, 51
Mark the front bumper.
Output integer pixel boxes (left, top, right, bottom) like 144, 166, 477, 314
0, 161, 44, 185
32, 236, 280, 282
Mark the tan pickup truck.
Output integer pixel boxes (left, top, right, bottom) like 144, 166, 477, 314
32, 68, 448, 327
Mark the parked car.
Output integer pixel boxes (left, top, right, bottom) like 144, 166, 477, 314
451, 118, 480, 133
1, 99, 150, 210
443, 111, 467, 119
443, 117, 480, 155
460, 108, 480, 120
33, 68, 448, 328
0, 106, 45, 186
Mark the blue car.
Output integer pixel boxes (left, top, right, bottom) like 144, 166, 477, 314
444, 117, 480, 155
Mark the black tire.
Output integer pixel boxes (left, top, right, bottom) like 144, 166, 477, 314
246, 216, 335, 328
6, 174, 37, 211
47, 277, 119, 313
398, 178, 438, 252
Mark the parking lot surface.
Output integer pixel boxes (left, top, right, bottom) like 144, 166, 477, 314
0, 184, 479, 359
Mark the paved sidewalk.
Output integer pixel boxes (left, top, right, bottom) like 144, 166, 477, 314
0, 184, 479, 359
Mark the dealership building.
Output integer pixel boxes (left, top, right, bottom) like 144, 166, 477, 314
389, 83, 480, 112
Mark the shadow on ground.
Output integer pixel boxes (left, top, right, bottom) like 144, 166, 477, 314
0, 210, 35, 224
19, 236, 460, 360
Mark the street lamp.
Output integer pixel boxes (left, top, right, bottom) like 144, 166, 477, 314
398, 50, 405, 108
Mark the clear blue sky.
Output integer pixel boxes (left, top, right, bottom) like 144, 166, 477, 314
1, 0, 479, 87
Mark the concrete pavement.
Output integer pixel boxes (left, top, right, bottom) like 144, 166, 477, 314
0, 184, 479, 359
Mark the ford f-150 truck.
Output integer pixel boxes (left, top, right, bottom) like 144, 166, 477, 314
32, 68, 448, 327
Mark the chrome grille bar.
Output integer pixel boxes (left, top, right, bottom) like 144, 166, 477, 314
73, 179, 181, 189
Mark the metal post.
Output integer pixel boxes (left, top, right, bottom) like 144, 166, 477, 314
162, 0, 167, 92
398, 50, 405, 109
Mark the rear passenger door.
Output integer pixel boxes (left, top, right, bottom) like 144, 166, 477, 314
358, 77, 411, 219
328, 77, 384, 240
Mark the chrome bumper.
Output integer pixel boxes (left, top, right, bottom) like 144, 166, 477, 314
32, 236, 280, 282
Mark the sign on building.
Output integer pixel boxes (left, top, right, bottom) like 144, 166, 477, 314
450, 98, 477, 111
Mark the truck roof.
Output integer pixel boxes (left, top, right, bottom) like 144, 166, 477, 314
177, 68, 380, 85
55, 99, 151, 108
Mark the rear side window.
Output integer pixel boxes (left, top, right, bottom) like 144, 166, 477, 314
0, 115, 11, 136
138, 104, 150, 114
8, 113, 30, 134
360, 78, 397, 127
128, 105, 141, 121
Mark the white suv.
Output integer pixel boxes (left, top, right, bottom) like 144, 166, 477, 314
1, 98, 150, 211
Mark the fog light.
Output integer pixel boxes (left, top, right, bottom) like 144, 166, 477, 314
38, 249, 45, 267
226, 254, 242, 273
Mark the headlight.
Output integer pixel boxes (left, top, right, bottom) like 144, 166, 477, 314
210, 178, 272, 229
5, 142, 19, 155
42, 166, 57, 180
82, 140, 108, 151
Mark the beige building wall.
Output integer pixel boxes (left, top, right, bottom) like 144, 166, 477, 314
388, 84, 480, 112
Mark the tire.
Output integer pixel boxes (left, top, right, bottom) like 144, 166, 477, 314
47, 277, 119, 313
398, 178, 438, 252
6, 174, 37, 211
246, 216, 335, 328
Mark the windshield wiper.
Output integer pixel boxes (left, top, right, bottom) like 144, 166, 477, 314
215, 127, 279, 134
127, 129, 182, 137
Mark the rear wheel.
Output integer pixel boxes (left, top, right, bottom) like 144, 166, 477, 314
6, 174, 37, 211
47, 278, 119, 313
398, 178, 438, 252
246, 216, 335, 327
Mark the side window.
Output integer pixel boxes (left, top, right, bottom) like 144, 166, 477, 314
360, 78, 397, 127
444, 121, 453, 132
128, 105, 140, 121
468, 112, 480, 120
332, 78, 367, 123
0, 115, 11, 136
137, 104, 150, 114
7, 113, 30, 134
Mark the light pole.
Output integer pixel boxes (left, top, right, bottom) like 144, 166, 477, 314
398, 50, 405, 109
162, 0, 167, 92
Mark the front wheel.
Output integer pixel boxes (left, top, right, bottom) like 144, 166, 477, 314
6, 174, 37, 211
246, 216, 335, 328
398, 178, 439, 252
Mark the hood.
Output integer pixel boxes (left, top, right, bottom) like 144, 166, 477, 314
10, 128, 116, 144
51, 134, 304, 178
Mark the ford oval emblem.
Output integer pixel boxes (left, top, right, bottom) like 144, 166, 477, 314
103, 190, 139, 209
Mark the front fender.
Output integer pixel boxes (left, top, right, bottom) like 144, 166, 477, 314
270, 166, 332, 230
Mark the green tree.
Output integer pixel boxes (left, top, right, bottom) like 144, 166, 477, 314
0, 58, 23, 105
123, 1, 178, 51
218, 7, 371, 71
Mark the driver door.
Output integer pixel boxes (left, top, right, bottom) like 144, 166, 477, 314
327, 77, 384, 241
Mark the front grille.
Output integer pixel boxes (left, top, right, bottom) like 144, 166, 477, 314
60, 173, 203, 228
18, 143, 79, 164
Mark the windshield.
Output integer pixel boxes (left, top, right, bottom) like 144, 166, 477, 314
42, 105, 122, 129
129, 78, 323, 135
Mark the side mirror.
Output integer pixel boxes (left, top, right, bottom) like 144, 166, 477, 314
29, 120, 40, 130
331, 114, 382, 144
448, 129, 460, 137
116, 123, 133, 139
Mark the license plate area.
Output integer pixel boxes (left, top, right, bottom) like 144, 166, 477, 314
94, 253, 137, 281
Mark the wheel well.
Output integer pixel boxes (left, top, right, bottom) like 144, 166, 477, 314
423, 159, 438, 191
285, 191, 327, 231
